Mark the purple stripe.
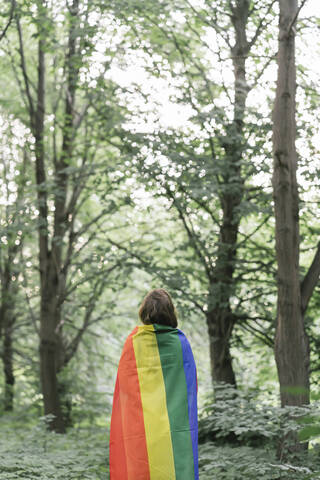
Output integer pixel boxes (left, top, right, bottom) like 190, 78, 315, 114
178, 330, 199, 480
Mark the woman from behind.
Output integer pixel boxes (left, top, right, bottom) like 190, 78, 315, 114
109, 288, 198, 480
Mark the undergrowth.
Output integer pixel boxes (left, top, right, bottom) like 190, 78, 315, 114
1, 386, 320, 480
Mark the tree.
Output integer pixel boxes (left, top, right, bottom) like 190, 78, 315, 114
0, 117, 30, 411
113, 0, 278, 386
272, 0, 320, 415
7, 0, 128, 431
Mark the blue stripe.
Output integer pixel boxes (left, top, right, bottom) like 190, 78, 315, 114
178, 330, 199, 480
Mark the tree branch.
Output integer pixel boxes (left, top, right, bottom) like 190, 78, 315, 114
106, 237, 206, 314
301, 242, 320, 314
236, 214, 271, 248
287, 0, 308, 37
248, 0, 277, 49
165, 187, 214, 281
176, 180, 221, 228
238, 318, 274, 347
16, 15, 35, 127
0, 0, 16, 42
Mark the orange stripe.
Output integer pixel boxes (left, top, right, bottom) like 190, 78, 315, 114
118, 328, 150, 480
109, 374, 128, 479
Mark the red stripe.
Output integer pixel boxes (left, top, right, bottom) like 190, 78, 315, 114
118, 328, 150, 480
109, 374, 128, 479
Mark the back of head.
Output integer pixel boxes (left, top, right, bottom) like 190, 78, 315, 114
139, 288, 178, 328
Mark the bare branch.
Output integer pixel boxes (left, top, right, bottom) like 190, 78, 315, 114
0, 0, 16, 42
301, 242, 320, 314
63, 262, 119, 301
5, 40, 31, 114
287, 0, 308, 36
236, 214, 272, 249
176, 180, 221, 228
238, 317, 274, 347
106, 238, 206, 314
16, 16, 35, 126
165, 187, 213, 281
185, 0, 232, 47
19, 251, 40, 336
248, 0, 277, 49
62, 313, 91, 367
249, 52, 277, 89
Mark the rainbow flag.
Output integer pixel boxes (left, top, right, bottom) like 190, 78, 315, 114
109, 323, 198, 480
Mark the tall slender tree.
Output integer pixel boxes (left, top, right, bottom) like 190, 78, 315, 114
272, 0, 320, 415
9, 0, 127, 431
0, 122, 30, 411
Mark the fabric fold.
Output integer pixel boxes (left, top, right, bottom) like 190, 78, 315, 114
109, 324, 198, 480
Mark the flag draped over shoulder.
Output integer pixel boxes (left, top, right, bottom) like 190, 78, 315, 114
109, 323, 198, 480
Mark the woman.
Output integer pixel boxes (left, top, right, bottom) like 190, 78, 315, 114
109, 288, 198, 480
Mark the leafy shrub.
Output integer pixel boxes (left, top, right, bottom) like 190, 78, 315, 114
1, 392, 320, 480
0, 413, 108, 479
299, 415, 320, 443
199, 384, 279, 445
199, 384, 318, 446
198, 443, 319, 480
198, 384, 320, 479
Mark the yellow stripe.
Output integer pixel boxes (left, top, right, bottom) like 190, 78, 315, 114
132, 325, 176, 480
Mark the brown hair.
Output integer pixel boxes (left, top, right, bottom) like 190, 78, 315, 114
138, 288, 178, 328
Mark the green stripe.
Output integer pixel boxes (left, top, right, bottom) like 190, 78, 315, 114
154, 324, 194, 480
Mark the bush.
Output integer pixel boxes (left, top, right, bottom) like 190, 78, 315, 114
0, 413, 108, 479
1, 390, 320, 480
198, 384, 320, 479
199, 443, 319, 480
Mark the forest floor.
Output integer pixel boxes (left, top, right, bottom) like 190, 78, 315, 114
1, 412, 320, 479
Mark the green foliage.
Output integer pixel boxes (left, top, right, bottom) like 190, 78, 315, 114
298, 410, 320, 444
0, 414, 108, 479
198, 385, 320, 479
198, 443, 319, 480
199, 385, 279, 445
0, 0, 319, 475
1, 397, 320, 480
199, 385, 320, 445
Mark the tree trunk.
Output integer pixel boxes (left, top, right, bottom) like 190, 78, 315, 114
0, 151, 27, 412
207, 189, 242, 387
206, 0, 249, 387
15, 0, 104, 432
40, 269, 71, 431
0, 262, 16, 412
206, 309, 236, 385
39, 275, 65, 432
38, 0, 80, 432
3, 315, 15, 412
25, 8, 66, 432
272, 0, 309, 410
